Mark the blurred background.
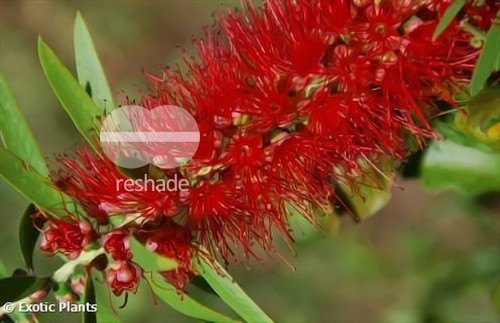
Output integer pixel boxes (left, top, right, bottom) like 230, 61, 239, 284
0, 1, 498, 322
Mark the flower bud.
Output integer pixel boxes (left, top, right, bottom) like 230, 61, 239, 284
105, 261, 142, 296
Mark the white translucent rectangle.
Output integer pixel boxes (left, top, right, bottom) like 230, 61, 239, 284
100, 131, 200, 143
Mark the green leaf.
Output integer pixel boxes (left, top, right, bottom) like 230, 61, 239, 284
95, 305, 119, 323
146, 272, 236, 322
74, 12, 115, 111
85, 270, 120, 323
0, 74, 48, 176
286, 203, 340, 243
470, 14, 500, 96
0, 147, 83, 217
37, 38, 102, 151
82, 272, 97, 323
130, 238, 178, 272
421, 139, 500, 195
336, 171, 392, 222
189, 276, 217, 295
19, 204, 45, 273
0, 276, 48, 304
493, 280, 500, 313
495, 48, 500, 72
466, 86, 500, 136
432, 0, 466, 41
0, 261, 8, 278
196, 257, 272, 323
0, 315, 14, 323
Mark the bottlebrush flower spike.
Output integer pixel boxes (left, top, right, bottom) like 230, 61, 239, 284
49, 0, 497, 293
36, 213, 95, 260
102, 230, 133, 261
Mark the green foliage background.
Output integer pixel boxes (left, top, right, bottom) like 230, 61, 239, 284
0, 1, 498, 322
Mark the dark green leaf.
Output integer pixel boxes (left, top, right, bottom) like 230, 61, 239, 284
470, 14, 500, 96
82, 272, 96, 323
399, 150, 424, 178
38, 38, 102, 152
0, 147, 84, 217
196, 257, 272, 323
189, 276, 217, 295
74, 12, 115, 111
432, 0, 466, 41
0, 74, 48, 176
421, 139, 500, 195
147, 272, 236, 322
130, 238, 177, 272
19, 204, 45, 273
0, 315, 14, 323
0, 276, 48, 304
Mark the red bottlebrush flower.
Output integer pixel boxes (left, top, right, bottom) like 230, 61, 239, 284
52, 0, 498, 292
54, 146, 180, 221
136, 223, 194, 289
105, 261, 142, 296
38, 215, 94, 260
102, 230, 132, 261
183, 181, 254, 258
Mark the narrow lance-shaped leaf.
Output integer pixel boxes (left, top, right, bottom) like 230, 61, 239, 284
0, 74, 48, 176
470, 13, 500, 96
37, 38, 102, 152
432, 0, 466, 41
146, 272, 237, 322
196, 257, 273, 323
85, 269, 120, 323
0, 147, 84, 218
82, 272, 97, 323
19, 204, 45, 273
130, 238, 178, 272
74, 12, 115, 111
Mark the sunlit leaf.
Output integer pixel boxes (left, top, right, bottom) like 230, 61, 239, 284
38, 38, 102, 152
0, 261, 8, 278
74, 12, 115, 111
130, 238, 177, 272
0, 74, 48, 176
432, 0, 465, 41
0, 147, 83, 217
146, 272, 236, 322
465, 86, 500, 139
337, 171, 392, 222
470, 14, 500, 96
196, 257, 272, 323
421, 139, 500, 195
